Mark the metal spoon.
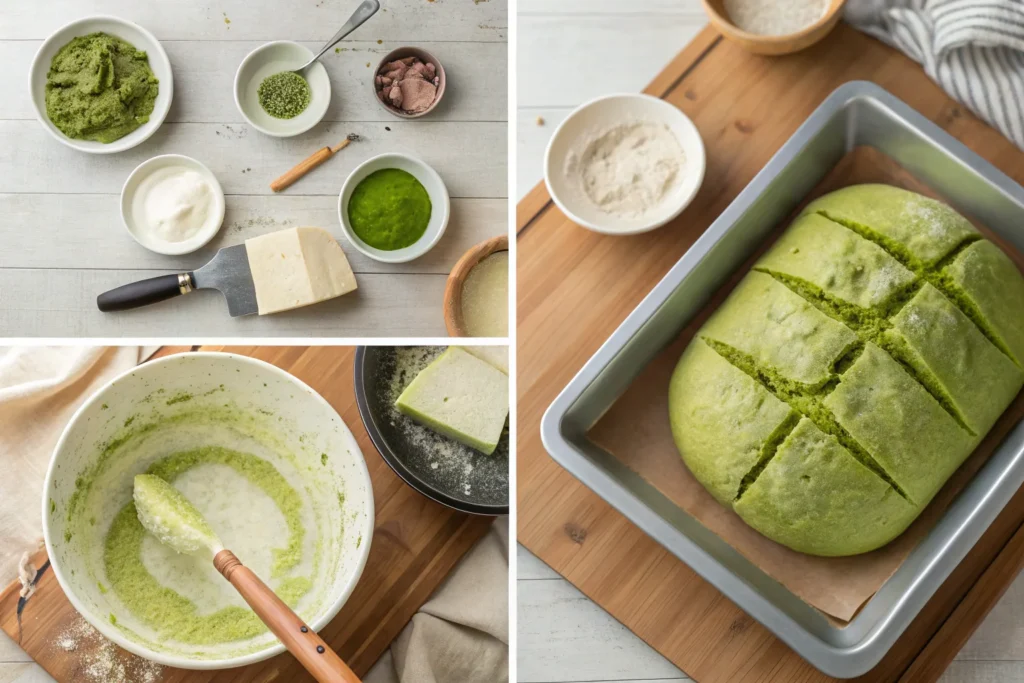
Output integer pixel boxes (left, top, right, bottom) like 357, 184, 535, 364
292, 0, 381, 75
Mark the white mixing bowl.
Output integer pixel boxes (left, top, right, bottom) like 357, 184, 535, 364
42, 352, 374, 669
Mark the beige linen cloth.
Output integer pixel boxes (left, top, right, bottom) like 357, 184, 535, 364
0, 346, 509, 683
366, 517, 509, 683
0, 346, 146, 583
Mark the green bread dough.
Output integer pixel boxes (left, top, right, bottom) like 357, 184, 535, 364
941, 240, 1024, 366
669, 184, 1024, 556
823, 343, 976, 505
887, 284, 1023, 435
669, 340, 795, 505
735, 419, 917, 557
802, 184, 977, 266
758, 212, 916, 310
702, 271, 859, 387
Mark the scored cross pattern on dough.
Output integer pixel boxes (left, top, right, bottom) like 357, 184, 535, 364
703, 209, 1014, 504
670, 186, 1024, 556
702, 337, 912, 503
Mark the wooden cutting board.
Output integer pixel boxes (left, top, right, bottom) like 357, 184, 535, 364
518, 24, 1024, 683
1, 345, 494, 683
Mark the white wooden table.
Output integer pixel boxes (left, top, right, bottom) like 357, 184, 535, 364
0, 0, 507, 337
516, 2, 1024, 682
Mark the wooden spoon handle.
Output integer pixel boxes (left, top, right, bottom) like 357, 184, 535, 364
214, 549, 360, 683
271, 147, 333, 192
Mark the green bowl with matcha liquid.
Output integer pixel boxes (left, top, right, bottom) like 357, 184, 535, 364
42, 353, 373, 668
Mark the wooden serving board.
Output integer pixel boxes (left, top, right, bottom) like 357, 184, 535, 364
518, 24, 1024, 683
1, 345, 494, 683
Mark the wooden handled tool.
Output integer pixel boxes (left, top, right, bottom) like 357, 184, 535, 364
132, 475, 360, 683
214, 550, 360, 683
271, 134, 359, 192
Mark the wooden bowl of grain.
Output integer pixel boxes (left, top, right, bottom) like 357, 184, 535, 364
444, 234, 508, 337
701, 0, 846, 55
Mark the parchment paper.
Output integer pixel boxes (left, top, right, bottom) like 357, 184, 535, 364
588, 147, 1024, 623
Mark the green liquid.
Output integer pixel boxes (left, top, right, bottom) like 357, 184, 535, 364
348, 168, 432, 251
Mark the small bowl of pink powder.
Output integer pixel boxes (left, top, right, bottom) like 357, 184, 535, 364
372, 47, 446, 119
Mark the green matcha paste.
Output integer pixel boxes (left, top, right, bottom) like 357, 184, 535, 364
348, 168, 432, 250
45, 32, 159, 143
104, 446, 311, 644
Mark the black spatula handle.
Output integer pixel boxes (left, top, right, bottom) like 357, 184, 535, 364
97, 273, 195, 312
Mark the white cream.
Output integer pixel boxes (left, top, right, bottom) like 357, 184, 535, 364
132, 167, 216, 243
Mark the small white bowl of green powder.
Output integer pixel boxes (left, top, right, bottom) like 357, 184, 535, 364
42, 352, 373, 669
234, 41, 331, 137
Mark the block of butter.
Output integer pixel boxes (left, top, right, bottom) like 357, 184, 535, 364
396, 347, 509, 455
465, 346, 509, 374
246, 227, 357, 315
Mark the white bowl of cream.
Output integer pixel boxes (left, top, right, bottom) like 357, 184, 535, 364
121, 154, 226, 255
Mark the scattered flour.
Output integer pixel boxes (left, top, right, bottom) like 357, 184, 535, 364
565, 121, 685, 219
54, 617, 163, 683
723, 0, 829, 36
902, 195, 954, 239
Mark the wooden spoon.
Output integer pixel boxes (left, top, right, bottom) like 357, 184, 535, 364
133, 474, 360, 683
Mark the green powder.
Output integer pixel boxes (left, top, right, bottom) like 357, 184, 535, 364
45, 33, 159, 143
104, 446, 311, 644
257, 71, 311, 119
347, 168, 432, 251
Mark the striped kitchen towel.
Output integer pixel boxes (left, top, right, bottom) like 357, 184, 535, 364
846, 0, 1024, 149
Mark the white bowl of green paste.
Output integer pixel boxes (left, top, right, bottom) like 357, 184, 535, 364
42, 352, 374, 669
339, 153, 451, 263
30, 16, 173, 154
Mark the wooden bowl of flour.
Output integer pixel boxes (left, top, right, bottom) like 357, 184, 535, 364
544, 93, 706, 236
701, 0, 846, 55
444, 234, 508, 337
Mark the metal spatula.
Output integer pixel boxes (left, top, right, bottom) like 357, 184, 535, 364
97, 244, 258, 317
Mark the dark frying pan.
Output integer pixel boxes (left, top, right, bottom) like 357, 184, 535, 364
354, 346, 509, 515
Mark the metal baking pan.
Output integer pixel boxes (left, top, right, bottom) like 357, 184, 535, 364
540, 81, 1024, 679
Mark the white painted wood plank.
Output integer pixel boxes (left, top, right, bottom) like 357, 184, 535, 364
0, 633, 31, 664
0, 663, 53, 683
517, 15, 704, 108
516, 107, 570, 200
0, 0, 506, 42
1, 41, 507, 123
940, 661, 1024, 682
517, 544, 560, 580
517, 578, 691, 683
0, 195, 504, 274
0, 270, 448, 337
0, 121, 506, 198
520, 0, 705, 15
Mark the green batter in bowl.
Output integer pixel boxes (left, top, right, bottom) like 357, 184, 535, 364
42, 352, 373, 668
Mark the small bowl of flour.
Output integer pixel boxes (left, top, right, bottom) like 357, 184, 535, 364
545, 93, 705, 235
